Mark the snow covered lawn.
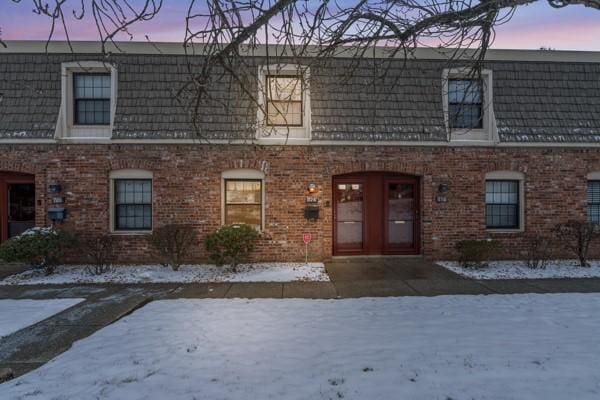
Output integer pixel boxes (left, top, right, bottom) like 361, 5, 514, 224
0, 263, 329, 285
438, 260, 600, 279
3, 294, 600, 399
0, 299, 83, 337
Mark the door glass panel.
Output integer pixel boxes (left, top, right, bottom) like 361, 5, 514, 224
8, 183, 35, 238
387, 183, 414, 246
335, 183, 363, 250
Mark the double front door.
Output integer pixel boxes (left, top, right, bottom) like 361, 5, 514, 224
333, 172, 420, 255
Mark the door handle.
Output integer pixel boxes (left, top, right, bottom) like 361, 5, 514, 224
342, 221, 357, 224
393, 220, 406, 224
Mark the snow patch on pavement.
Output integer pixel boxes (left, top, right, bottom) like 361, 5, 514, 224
438, 260, 600, 279
0, 299, 84, 337
3, 294, 600, 399
0, 263, 329, 285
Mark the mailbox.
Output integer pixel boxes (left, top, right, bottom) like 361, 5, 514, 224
48, 208, 66, 221
304, 205, 319, 220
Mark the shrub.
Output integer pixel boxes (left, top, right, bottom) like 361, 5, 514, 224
522, 233, 553, 270
0, 227, 76, 275
553, 221, 600, 267
149, 224, 197, 271
455, 239, 501, 268
204, 224, 259, 271
80, 233, 116, 275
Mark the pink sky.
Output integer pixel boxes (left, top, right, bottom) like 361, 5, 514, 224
1, 1, 600, 50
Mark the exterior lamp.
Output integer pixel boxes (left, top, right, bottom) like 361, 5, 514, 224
307, 183, 318, 193
48, 181, 62, 193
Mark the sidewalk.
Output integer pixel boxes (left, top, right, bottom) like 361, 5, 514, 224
3, 258, 600, 300
2, 259, 600, 379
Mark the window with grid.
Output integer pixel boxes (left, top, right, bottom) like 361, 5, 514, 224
266, 76, 303, 126
225, 180, 262, 229
448, 79, 483, 129
485, 180, 519, 229
73, 73, 111, 125
114, 179, 152, 231
588, 180, 600, 224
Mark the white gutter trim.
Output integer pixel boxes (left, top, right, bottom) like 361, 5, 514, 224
2, 138, 600, 148
4, 41, 600, 63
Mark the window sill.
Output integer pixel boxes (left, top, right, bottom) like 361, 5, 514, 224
71, 124, 111, 129
61, 136, 112, 140
256, 137, 311, 146
486, 228, 524, 234
449, 129, 492, 143
449, 139, 494, 146
59, 137, 113, 144
110, 230, 152, 236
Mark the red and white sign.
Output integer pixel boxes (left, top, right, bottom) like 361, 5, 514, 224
303, 232, 312, 244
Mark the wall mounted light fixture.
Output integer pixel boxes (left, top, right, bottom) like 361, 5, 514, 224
48, 181, 62, 193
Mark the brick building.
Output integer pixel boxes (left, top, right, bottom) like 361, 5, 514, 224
1, 41, 600, 262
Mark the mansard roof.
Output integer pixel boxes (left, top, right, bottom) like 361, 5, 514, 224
2, 41, 600, 143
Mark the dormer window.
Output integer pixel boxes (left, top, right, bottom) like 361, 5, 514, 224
448, 79, 483, 130
266, 76, 303, 127
442, 68, 494, 142
257, 64, 311, 143
56, 61, 117, 140
73, 74, 111, 125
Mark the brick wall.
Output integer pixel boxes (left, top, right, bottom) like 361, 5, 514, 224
1, 143, 599, 263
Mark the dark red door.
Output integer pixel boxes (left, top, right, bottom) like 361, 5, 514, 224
333, 172, 419, 256
383, 178, 419, 254
333, 177, 366, 255
0, 173, 35, 242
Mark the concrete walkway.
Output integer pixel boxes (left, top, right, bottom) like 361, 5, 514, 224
2, 258, 600, 379
0, 285, 176, 378
325, 257, 600, 297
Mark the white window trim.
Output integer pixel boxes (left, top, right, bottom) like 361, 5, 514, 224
442, 68, 497, 144
221, 169, 266, 230
587, 172, 600, 224
587, 171, 600, 180
109, 169, 153, 234
56, 61, 118, 140
256, 64, 311, 144
485, 170, 525, 233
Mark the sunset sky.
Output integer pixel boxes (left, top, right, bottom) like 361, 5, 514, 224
1, 1, 599, 50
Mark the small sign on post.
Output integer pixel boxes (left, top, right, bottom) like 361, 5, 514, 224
303, 232, 312, 264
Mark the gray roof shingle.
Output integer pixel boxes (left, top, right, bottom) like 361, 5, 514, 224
1, 51, 600, 143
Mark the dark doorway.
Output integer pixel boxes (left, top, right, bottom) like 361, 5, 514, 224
0, 172, 35, 242
333, 172, 420, 256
